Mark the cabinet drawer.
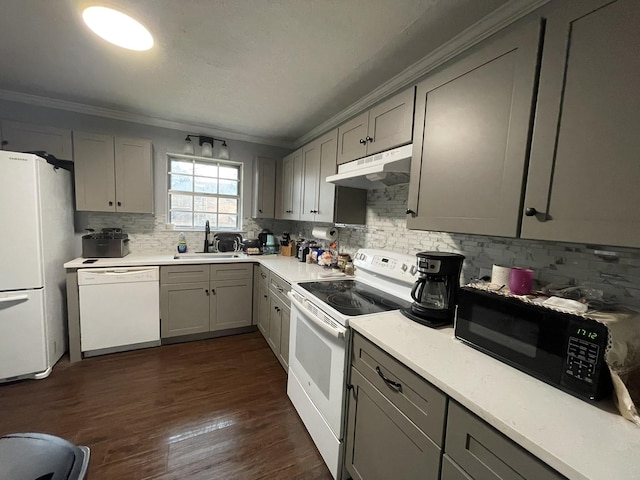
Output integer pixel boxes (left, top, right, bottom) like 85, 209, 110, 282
258, 264, 270, 285
269, 272, 290, 304
446, 401, 565, 480
210, 263, 253, 280
161, 265, 209, 284
352, 332, 447, 446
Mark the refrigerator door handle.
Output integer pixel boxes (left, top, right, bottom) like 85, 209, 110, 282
0, 294, 29, 304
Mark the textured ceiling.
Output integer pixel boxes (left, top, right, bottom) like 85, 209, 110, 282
0, 0, 512, 146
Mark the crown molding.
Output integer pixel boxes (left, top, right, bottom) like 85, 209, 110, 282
0, 89, 292, 149
294, 0, 550, 147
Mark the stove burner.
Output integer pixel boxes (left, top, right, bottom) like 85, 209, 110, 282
304, 281, 350, 292
327, 292, 375, 310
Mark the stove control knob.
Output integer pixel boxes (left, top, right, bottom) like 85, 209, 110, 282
401, 263, 408, 272
410, 265, 418, 275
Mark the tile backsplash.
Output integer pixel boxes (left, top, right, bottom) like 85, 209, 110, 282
83, 184, 640, 309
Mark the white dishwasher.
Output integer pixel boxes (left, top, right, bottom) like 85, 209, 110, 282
78, 267, 160, 357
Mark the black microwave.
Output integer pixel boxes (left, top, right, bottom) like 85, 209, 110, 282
455, 287, 612, 401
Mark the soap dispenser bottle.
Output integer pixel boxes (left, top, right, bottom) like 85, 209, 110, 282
177, 232, 187, 253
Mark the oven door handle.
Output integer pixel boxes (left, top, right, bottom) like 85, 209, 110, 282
288, 291, 347, 339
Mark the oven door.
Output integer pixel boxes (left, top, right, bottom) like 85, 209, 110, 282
287, 291, 348, 438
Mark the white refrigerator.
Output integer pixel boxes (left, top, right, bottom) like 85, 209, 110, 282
0, 151, 77, 382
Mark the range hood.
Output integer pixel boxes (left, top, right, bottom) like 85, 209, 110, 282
326, 144, 412, 189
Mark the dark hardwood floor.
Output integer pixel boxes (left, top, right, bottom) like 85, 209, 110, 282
0, 332, 332, 479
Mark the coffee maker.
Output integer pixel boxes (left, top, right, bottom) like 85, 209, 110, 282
401, 251, 465, 327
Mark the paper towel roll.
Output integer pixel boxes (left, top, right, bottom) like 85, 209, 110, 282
491, 264, 511, 288
312, 226, 339, 241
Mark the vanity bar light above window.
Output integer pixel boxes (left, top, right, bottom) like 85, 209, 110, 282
183, 135, 230, 160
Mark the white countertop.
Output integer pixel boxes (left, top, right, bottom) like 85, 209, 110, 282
349, 313, 640, 480
64, 253, 344, 282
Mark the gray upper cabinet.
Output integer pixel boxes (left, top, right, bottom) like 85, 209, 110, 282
74, 131, 153, 213
298, 128, 367, 224
252, 156, 276, 219
407, 21, 541, 237
300, 129, 338, 223
1, 121, 73, 160
337, 87, 415, 165
336, 112, 368, 165
521, 0, 640, 248
278, 148, 303, 220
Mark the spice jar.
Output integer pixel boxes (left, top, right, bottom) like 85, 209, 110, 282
337, 253, 351, 271
344, 261, 354, 276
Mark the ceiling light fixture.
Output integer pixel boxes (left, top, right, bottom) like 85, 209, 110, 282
82, 6, 154, 51
183, 135, 230, 159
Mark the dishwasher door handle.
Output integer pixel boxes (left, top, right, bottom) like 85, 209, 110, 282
99, 268, 156, 276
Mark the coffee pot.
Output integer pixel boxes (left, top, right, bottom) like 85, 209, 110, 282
402, 251, 465, 327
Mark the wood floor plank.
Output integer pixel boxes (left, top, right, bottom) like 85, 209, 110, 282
0, 332, 332, 480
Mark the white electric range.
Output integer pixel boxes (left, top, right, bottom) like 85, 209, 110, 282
286, 249, 419, 479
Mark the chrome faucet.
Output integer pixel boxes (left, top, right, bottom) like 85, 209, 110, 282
204, 220, 211, 252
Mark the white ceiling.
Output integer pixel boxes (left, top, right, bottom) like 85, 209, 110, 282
0, 0, 528, 147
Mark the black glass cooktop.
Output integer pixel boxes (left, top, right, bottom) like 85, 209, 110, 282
299, 280, 410, 316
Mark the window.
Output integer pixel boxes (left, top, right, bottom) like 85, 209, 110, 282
168, 154, 243, 230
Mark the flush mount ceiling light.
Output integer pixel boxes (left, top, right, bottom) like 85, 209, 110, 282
82, 6, 154, 51
184, 135, 230, 159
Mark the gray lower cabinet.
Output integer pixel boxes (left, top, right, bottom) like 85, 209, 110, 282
445, 401, 565, 480
160, 263, 253, 339
279, 303, 290, 370
346, 333, 565, 480
345, 332, 446, 480
441, 455, 472, 480
407, 20, 541, 237
210, 278, 253, 330
160, 281, 210, 337
267, 295, 282, 354
160, 265, 210, 338
255, 266, 291, 371
267, 272, 291, 370
255, 265, 270, 336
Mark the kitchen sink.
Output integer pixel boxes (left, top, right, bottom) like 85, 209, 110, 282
173, 252, 246, 260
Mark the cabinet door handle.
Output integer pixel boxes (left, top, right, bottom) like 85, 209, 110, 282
263, 294, 268, 299
525, 207, 548, 221
108, 201, 113, 206
376, 366, 402, 392
212, 288, 216, 295
117, 201, 122, 207
205, 289, 209, 295
365, 136, 373, 143
259, 209, 263, 213
359, 138, 367, 145
406, 209, 415, 216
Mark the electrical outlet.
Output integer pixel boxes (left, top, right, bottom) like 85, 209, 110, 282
479, 267, 492, 280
